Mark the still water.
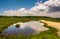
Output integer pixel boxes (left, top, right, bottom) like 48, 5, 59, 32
2, 21, 49, 36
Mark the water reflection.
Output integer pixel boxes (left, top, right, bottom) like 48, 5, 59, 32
2, 21, 49, 36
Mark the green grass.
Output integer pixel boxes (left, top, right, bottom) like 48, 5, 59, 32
0, 16, 60, 39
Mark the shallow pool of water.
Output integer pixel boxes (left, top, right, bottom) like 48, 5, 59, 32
2, 21, 49, 36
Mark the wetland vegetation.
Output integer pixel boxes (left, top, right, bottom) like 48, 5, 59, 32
0, 16, 60, 39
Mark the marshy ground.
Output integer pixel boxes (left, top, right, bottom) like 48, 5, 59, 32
0, 16, 60, 39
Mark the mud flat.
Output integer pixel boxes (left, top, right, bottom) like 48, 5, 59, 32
40, 20, 60, 36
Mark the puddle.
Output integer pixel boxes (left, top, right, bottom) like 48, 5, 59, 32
2, 21, 49, 36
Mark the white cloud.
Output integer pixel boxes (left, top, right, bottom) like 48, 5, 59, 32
44, 0, 60, 7
0, 0, 60, 18
18, 8, 28, 13
18, 8, 25, 11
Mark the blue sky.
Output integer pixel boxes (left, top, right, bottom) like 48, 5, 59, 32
0, 0, 47, 13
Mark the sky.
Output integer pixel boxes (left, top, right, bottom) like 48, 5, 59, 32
0, 0, 60, 18
0, 0, 47, 13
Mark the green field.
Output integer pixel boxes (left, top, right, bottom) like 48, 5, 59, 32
0, 16, 60, 39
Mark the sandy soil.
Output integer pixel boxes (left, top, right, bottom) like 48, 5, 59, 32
39, 20, 60, 36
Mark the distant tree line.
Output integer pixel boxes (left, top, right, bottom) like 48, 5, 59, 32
0, 15, 51, 18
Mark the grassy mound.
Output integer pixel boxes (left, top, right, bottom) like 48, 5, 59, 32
15, 24, 20, 28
